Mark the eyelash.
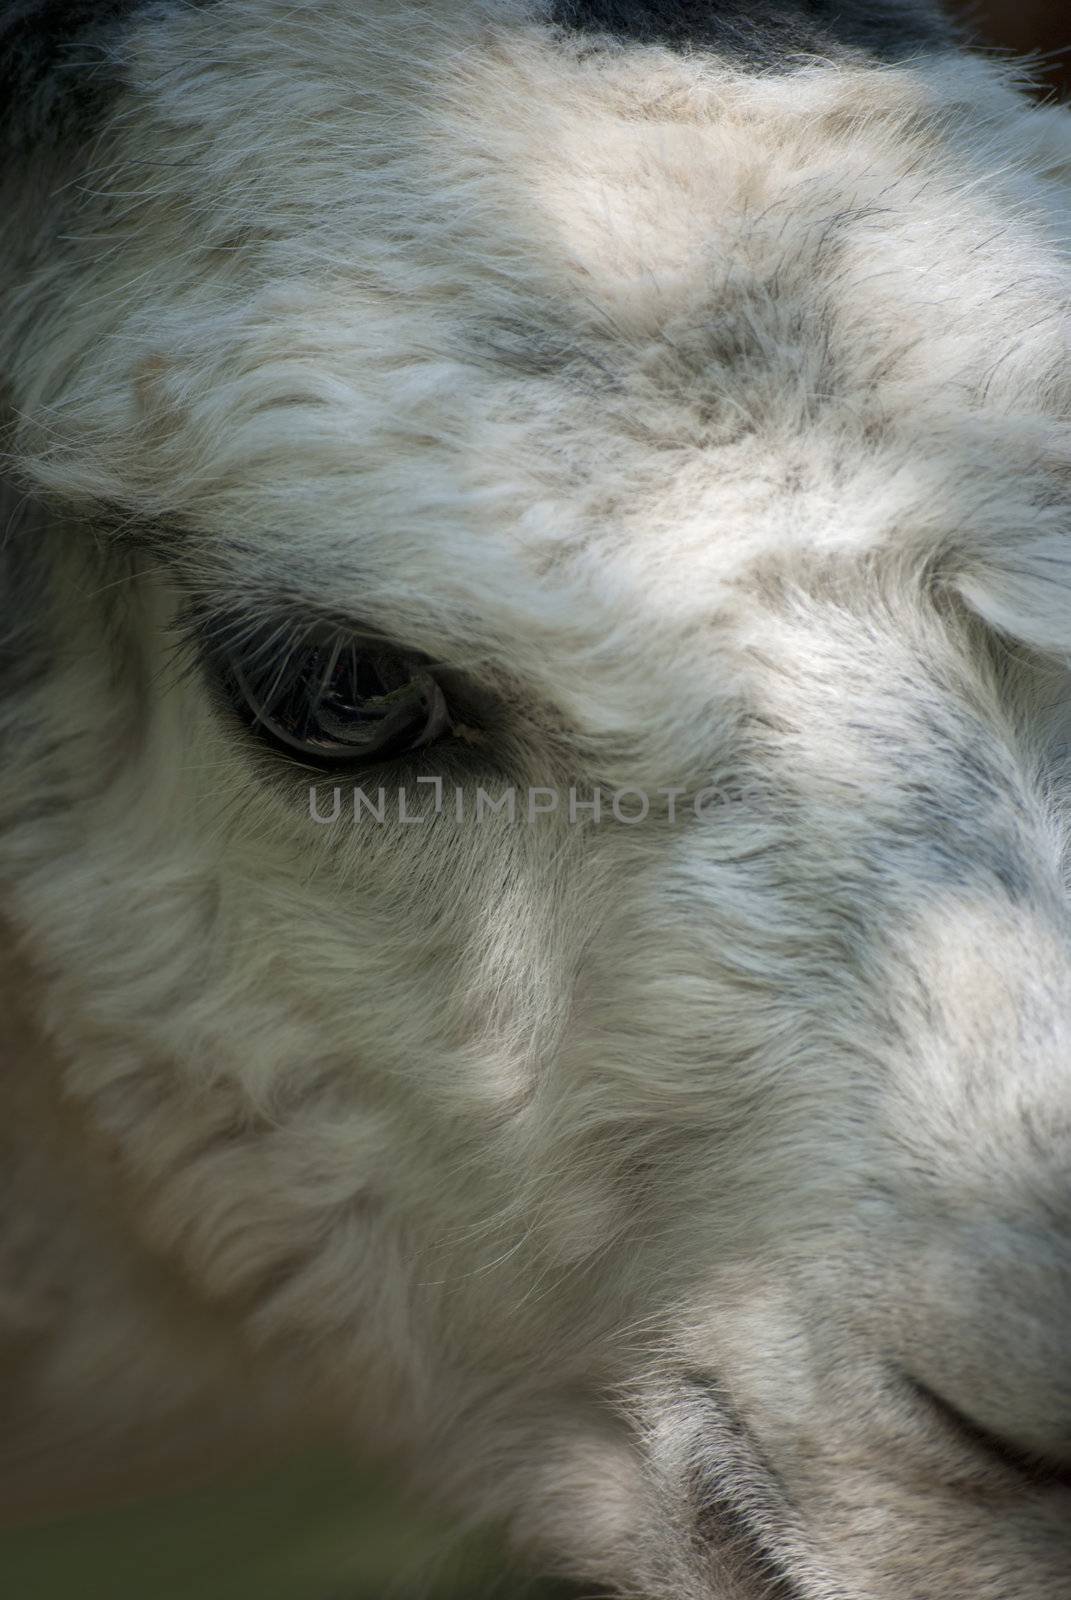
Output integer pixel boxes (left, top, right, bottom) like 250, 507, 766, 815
168, 603, 458, 769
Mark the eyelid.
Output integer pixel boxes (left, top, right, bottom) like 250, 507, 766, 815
176, 598, 419, 668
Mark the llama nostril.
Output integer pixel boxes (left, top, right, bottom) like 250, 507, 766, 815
908, 1374, 1071, 1485
896, 1228, 1071, 1473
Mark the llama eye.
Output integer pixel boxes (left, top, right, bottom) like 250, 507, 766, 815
222, 627, 451, 766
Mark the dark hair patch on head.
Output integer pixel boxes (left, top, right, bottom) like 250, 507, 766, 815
547, 0, 951, 67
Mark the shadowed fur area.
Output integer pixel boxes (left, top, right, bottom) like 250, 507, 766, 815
548, 0, 951, 61
2, 2, 1071, 1596
0, 0, 149, 143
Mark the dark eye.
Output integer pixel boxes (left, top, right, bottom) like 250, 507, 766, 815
221, 625, 451, 767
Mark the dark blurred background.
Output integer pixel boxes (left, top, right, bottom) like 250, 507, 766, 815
968, 0, 1069, 92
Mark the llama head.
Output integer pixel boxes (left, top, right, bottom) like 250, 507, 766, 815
2, 2, 1071, 1594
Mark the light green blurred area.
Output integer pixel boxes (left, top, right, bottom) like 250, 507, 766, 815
0, 1451, 562, 1600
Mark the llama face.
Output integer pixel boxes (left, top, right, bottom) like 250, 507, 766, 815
3, 2, 1071, 1594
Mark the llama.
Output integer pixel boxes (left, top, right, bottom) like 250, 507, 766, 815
2, 2, 1071, 1594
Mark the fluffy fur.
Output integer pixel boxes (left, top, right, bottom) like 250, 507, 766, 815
3, 1, 1071, 1592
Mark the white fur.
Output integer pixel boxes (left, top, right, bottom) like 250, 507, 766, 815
2, 3, 1071, 1592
